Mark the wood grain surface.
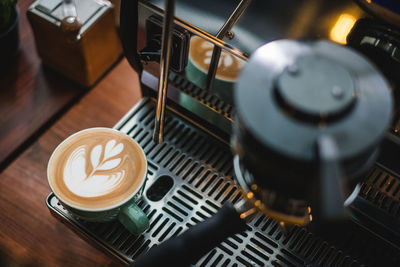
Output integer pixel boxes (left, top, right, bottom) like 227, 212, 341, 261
0, 59, 142, 266
0, 0, 87, 170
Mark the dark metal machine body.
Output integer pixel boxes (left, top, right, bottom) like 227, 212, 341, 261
47, 0, 400, 266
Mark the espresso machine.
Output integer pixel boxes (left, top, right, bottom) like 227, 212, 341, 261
47, 0, 400, 266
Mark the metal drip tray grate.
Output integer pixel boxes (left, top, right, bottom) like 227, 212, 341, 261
359, 166, 400, 217
47, 97, 399, 266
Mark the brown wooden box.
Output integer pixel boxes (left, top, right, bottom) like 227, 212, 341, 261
27, 0, 122, 87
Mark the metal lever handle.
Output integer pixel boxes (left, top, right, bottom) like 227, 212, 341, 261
309, 135, 353, 237
205, 0, 251, 91
313, 136, 348, 224
153, 0, 175, 144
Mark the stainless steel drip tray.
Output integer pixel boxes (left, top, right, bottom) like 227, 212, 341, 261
47, 97, 378, 266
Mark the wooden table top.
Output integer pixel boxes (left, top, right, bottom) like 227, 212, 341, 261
0, 1, 145, 265
0, 56, 142, 266
0, 0, 89, 171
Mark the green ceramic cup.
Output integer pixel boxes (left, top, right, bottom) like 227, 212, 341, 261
185, 36, 246, 104
47, 128, 149, 235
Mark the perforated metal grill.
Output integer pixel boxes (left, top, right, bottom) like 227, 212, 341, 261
359, 167, 400, 217
48, 97, 400, 266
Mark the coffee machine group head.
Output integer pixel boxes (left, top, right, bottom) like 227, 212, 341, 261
232, 39, 393, 226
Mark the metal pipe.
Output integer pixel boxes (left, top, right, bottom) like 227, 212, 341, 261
140, 1, 249, 61
205, 0, 252, 91
153, 0, 175, 144
216, 0, 253, 39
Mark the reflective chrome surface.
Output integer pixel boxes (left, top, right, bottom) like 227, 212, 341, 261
153, 0, 175, 144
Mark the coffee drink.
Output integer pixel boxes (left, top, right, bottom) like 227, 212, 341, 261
189, 36, 245, 82
48, 128, 147, 210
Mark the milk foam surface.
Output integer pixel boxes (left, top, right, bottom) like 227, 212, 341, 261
48, 128, 146, 210
63, 140, 126, 197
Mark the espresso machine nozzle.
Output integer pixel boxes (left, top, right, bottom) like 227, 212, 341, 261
153, 0, 175, 144
232, 39, 393, 227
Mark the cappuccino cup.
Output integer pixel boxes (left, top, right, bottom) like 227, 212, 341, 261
47, 128, 149, 235
185, 36, 246, 104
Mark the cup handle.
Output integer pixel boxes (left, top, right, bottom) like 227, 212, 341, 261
118, 201, 149, 235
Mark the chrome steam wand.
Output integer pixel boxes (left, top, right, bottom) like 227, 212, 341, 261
153, 0, 175, 144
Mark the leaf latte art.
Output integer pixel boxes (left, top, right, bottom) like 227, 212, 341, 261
64, 139, 126, 198
48, 128, 147, 210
